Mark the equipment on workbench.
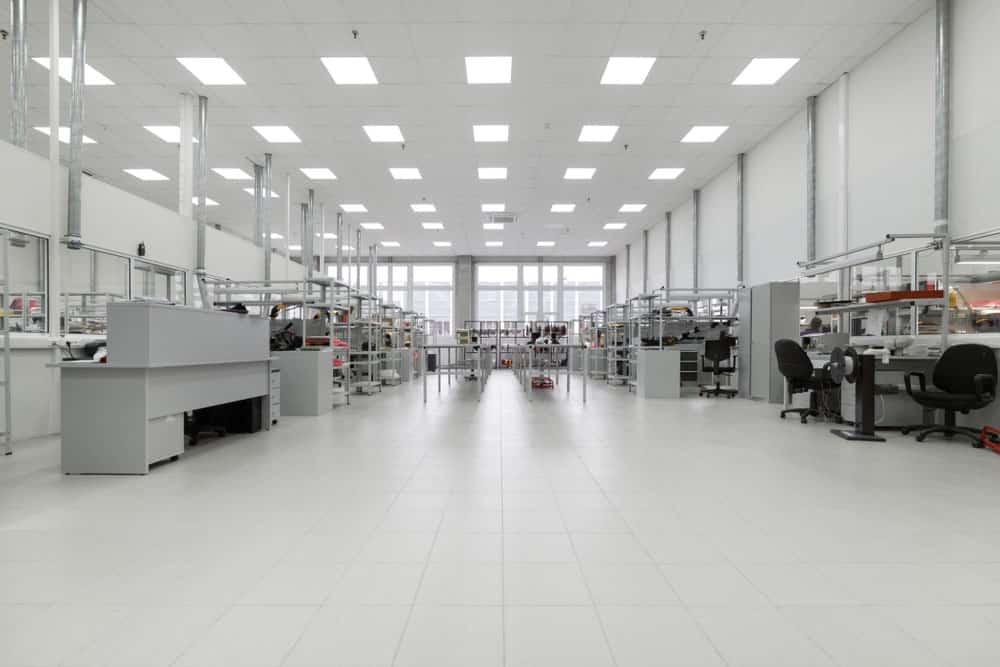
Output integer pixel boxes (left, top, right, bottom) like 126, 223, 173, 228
828, 346, 886, 442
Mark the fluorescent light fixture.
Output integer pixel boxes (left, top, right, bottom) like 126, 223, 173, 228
619, 203, 646, 212
537, 241, 555, 247
360, 223, 384, 230
341, 245, 354, 252
578, 125, 619, 142
465, 56, 512, 84
32, 57, 114, 85
649, 167, 685, 180
300, 168, 337, 180
732, 58, 799, 86
320, 57, 378, 85
191, 196, 219, 206
144, 126, 198, 144
473, 124, 509, 142
422, 222, 444, 230
212, 168, 252, 180
123, 168, 168, 181
600, 57, 655, 85
176, 57, 245, 85
389, 167, 422, 180
381, 241, 401, 248
483, 223, 504, 231
604, 222, 627, 230
588, 241, 608, 247
433, 241, 452, 248
363, 125, 404, 142
242, 188, 281, 198
411, 203, 436, 213
253, 125, 301, 143
33, 126, 95, 144
478, 167, 507, 180
315, 232, 337, 239
681, 125, 729, 143
341, 204, 368, 213
551, 204, 575, 213
288, 244, 302, 251
481, 203, 505, 213
485, 241, 504, 247
564, 167, 596, 180
269, 232, 284, 240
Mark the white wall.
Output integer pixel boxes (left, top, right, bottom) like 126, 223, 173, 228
614, 248, 627, 302
627, 242, 642, 298
647, 220, 667, 291
699, 163, 738, 287
670, 200, 695, 288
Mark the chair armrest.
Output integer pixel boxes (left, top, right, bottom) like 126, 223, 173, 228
973, 373, 995, 402
904, 371, 926, 396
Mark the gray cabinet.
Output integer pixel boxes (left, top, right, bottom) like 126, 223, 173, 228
741, 282, 800, 403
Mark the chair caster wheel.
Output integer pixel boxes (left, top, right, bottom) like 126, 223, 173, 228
780, 414, 786, 420
900, 427, 910, 435
800, 418, 808, 424
916, 434, 927, 442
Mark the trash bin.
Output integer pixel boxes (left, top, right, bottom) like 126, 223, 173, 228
426, 352, 437, 372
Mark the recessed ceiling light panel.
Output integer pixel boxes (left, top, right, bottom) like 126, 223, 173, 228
483, 223, 504, 231
578, 125, 619, 142
300, 168, 337, 180
144, 126, 198, 144
481, 203, 505, 213
411, 203, 436, 213
732, 58, 799, 86
32, 57, 114, 85
600, 57, 655, 85
213, 168, 252, 180
485, 241, 504, 247
33, 126, 96, 144
341, 204, 368, 212
253, 126, 301, 143
473, 124, 509, 142
604, 222, 627, 230
321, 57, 378, 85
176, 57, 245, 85
123, 168, 168, 181
433, 241, 452, 247
191, 196, 219, 206
588, 241, 608, 247
619, 203, 646, 212
422, 222, 444, 230
564, 167, 596, 180
381, 241, 400, 247
465, 56, 512, 84
550, 204, 575, 213
478, 167, 507, 180
363, 125, 404, 142
681, 126, 729, 143
389, 167, 422, 180
649, 167, 685, 180
360, 223, 384, 230
537, 241, 555, 247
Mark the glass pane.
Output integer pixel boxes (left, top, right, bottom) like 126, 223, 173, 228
563, 264, 603, 288
523, 290, 538, 319
542, 289, 558, 319
413, 264, 453, 287
477, 290, 517, 321
3, 231, 47, 332
523, 265, 538, 286
542, 264, 558, 286
392, 265, 408, 287
413, 289, 452, 334
132, 261, 184, 302
392, 289, 407, 309
477, 264, 518, 287
562, 289, 603, 321
376, 264, 390, 288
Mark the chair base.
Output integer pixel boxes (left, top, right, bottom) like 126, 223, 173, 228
902, 424, 983, 447
780, 407, 819, 424
700, 381, 737, 398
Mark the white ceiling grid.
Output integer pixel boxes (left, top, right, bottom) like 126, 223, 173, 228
7, 0, 930, 256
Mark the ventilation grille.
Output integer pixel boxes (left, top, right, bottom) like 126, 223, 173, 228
488, 213, 518, 225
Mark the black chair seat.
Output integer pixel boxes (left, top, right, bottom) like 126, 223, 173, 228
909, 390, 990, 412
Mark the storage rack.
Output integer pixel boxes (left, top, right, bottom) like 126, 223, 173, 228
627, 294, 665, 391
350, 293, 382, 395
583, 310, 608, 379
605, 304, 630, 385
380, 303, 404, 385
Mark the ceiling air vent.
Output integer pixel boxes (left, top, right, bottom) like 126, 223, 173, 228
488, 213, 517, 225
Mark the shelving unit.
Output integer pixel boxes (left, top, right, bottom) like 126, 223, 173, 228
350, 293, 382, 395
605, 304, 629, 386
380, 303, 403, 385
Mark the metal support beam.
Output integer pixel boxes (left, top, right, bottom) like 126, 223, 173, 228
253, 164, 264, 247
336, 212, 343, 280
9, 0, 27, 147
624, 243, 631, 299
306, 189, 315, 281
806, 95, 817, 262
736, 153, 745, 283
195, 95, 208, 306
641, 229, 649, 293
263, 153, 272, 282
665, 211, 672, 290
692, 189, 701, 290
46, 0, 60, 333
65, 0, 87, 250
319, 204, 326, 276
837, 73, 851, 301
935, 0, 952, 348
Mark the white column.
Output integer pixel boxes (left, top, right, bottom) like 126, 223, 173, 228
47, 0, 60, 334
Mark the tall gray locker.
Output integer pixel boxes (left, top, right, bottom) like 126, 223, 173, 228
738, 281, 800, 403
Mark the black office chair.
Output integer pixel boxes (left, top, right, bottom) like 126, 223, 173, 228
774, 338, 840, 423
700, 335, 738, 398
901, 343, 996, 446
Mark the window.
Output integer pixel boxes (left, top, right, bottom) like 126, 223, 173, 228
516, 263, 605, 322
132, 260, 186, 303
476, 264, 519, 322
412, 264, 454, 334
477, 265, 518, 287
1, 228, 48, 332
61, 246, 129, 333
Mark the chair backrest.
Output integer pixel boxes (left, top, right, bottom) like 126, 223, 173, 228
704, 336, 731, 364
933, 343, 997, 395
774, 338, 814, 381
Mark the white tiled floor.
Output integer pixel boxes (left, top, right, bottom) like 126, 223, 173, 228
3, 371, 1000, 666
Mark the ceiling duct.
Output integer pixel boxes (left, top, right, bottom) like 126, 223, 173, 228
487, 213, 518, 225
